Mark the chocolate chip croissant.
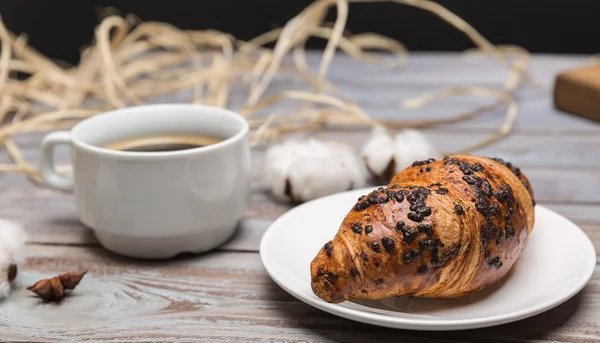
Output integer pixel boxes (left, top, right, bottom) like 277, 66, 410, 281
310, 155, 535, 303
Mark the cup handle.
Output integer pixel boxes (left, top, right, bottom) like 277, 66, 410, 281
39, 131, 74, 191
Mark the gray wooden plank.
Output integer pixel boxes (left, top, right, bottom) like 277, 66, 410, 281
255, 53, 600, 132
0, 246, 597, 342
305, 53, 589, 87
151, 74, 600, 133
0, 52, 598, 342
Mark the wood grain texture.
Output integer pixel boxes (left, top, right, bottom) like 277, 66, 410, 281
0, 246, 598, 343
0, 53, 599, 342
247, 53, 599, 132
137, 53, 593, 133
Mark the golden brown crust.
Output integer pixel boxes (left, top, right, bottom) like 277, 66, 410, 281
310, 155, 535, 303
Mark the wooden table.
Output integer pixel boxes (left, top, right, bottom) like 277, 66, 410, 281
0, 53, 599, 342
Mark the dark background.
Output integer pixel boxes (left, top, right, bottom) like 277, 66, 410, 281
1, 0, 599, 64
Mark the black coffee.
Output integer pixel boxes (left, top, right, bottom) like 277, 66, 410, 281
123, 143, 203, 152
103, 134, 222, 152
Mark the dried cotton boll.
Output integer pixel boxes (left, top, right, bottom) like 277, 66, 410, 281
265, 139, 367, 202
0, 219, 27, 298
362, 127, 442, 183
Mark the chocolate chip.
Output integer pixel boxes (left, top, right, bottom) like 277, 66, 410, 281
481, 180, 493, 197
407, 212, 424, 222
418, 238, 439, 251
446, 158, 484, 175
463, 175, 476, 184
370, 241, 381, 252
506, 225, 515, 239
481, 224, 498, 246
412, 158, 435, 167
381, 237, 395, 253
391, 184, 400, 189
488, 256, 503, 269
484, 250, 491, 259
360, 251, 369, 262
436, 187, 449, 195
417, 224, 433, 236
367, 193, 380, 205
416, 206, 432, 217
417, 265, 428, 275
365, 225, 373, 234
350, 268, 359, 277
403, 249, 421, 264
327, 272, 339, 282
455, 204, 465, 215
392, 192, 404, 202
354, 201, 370, 211
434, 244, 462, 269
496, 226, 504, 245
351, 223, 363, 234
396, 222, 417, 244
361, 289, 368, 294
317, 268, 325, 277
375, 278, 384, 285
324, 242, 334, 257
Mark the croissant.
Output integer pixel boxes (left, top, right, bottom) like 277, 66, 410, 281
310, 155, 535, 303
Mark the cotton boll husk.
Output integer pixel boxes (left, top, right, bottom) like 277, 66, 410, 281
265, 139, 367, 202
362, 127, 441, 183
0, 220, 27, 298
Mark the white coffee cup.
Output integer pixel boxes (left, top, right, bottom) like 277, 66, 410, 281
38, 104, 250, 259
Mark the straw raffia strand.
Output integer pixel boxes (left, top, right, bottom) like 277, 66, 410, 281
0, 0, 542, 184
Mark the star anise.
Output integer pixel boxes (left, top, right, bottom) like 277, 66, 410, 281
27, 271, 87, 301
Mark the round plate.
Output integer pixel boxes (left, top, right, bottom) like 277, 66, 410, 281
259, 187, 597, 331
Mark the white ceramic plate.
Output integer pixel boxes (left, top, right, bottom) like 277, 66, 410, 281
260, 187, 597, 331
